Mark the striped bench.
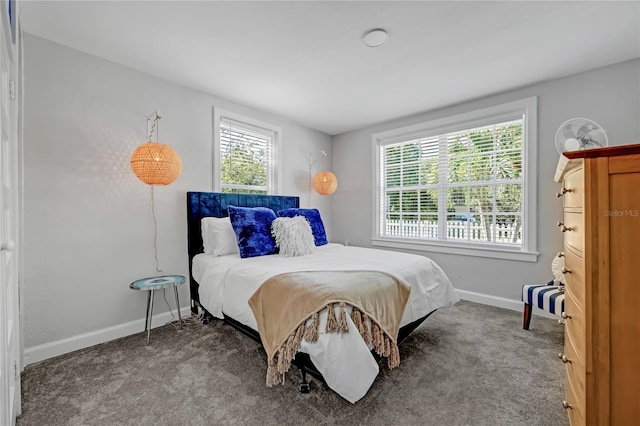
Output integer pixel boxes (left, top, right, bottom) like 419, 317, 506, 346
522, 280, 565, 330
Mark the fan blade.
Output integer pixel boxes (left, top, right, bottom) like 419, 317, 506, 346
563, 125, 576, 139
581, 140, 603, 150
576, 123, 595, 137
587, 128, 606, 142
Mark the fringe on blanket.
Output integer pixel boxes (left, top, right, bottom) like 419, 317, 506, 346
265, 303, 400, 387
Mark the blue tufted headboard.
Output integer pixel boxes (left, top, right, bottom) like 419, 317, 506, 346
186, 192, 299, 313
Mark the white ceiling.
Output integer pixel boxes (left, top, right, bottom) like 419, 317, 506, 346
20, 1, 640, 135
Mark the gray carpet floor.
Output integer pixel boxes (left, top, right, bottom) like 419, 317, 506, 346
18, 300, 567, 426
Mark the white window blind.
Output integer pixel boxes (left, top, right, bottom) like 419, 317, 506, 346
381, 118, 524, 247
219, 117, 275, 194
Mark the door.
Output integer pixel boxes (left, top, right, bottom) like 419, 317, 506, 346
0, 1, 21, 424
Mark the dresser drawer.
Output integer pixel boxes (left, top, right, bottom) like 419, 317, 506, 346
564, 290, 585, 361
562, 166, 584, 208
562, 212, 584, 255
565, 371, 586, 426
564, 329, 586, 402
565, 343, 586, 426
563, 248, 585, 309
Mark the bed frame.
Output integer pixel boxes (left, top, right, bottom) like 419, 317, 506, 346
186, 191, 434, 392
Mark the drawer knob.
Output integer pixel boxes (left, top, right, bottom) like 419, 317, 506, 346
561, 312, 572, 320
556, 188, 573, 198
562, 267, 572, 274
557, 353, 572, 363
556, 221, 574, 232
557, 251, 565, 258
563, 401, 572, 410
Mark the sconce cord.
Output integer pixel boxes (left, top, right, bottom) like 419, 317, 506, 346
147, 111, 161, 142
151, 186, 162, 272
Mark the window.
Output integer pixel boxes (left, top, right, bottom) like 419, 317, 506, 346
373, 97, 538, 261
213, 108, 281, 194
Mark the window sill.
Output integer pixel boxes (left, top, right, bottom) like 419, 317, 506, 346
371, 237, 539, 262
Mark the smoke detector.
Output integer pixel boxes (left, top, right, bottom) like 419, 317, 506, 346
363, 29, 388, 48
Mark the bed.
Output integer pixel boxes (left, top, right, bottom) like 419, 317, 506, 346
187, 191, 459, 403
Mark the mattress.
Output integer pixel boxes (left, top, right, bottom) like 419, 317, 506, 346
192, 243, 459, 402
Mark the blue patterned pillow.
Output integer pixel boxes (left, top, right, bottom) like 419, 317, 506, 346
277, 208, 328, 246
228, 205, 277, 258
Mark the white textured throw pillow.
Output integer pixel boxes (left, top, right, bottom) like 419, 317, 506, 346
201, 217, 240, 256
271, 216, 315, 257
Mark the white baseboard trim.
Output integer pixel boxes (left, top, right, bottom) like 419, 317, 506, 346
24, 306, 193, 366
456, 289, 558, 320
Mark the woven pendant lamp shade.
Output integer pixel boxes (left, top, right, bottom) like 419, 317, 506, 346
130, 142, 182, 185
312, 171, 338, 195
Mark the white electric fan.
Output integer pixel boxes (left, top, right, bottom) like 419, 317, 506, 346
555, 118, 608, 154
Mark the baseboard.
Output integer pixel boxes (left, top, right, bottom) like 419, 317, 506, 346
24, 306, 193, 366
456, 289, 558, 320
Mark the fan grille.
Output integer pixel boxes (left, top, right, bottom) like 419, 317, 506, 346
555, 118, 608, 154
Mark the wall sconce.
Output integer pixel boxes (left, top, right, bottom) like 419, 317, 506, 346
308, 150, 338, 196
130, 111, 182, 271
130, 111, 182, 185
313, 170, 338, 195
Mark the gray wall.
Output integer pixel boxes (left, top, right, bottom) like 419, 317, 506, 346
332, 59, 640, 303
23, 34, 332, 351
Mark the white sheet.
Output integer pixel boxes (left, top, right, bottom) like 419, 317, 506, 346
192, 243, 458, 403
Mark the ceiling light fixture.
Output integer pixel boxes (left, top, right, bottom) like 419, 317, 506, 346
363, 28, 388, 48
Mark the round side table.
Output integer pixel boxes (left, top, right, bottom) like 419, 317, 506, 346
130, 275, 185, 345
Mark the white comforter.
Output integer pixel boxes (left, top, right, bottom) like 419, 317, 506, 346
192, 244, 458, 403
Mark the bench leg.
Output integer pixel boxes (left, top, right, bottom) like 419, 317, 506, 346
523, 303, 533, 330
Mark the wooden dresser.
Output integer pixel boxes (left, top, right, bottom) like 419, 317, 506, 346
554, 144, 640, 426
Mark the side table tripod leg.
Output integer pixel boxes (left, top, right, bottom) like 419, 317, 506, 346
144, 290, 152, 332
174, 285, 183, 329
146, 289, 155, 346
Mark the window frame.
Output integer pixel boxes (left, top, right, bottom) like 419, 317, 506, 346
372, 97, 538, 262
213, 107, 282, 194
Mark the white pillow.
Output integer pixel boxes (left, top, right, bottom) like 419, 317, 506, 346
271, 216, 315, 257
201, 217, 240, 257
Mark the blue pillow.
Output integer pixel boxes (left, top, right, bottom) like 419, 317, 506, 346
277, 208, 328, 246
228, 205, 277, 258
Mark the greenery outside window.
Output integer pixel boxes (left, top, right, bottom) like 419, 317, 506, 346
213, 108, 281, 194
373, 97, 538, 261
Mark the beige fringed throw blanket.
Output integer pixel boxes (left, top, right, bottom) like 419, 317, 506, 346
248, 270, 411, 387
